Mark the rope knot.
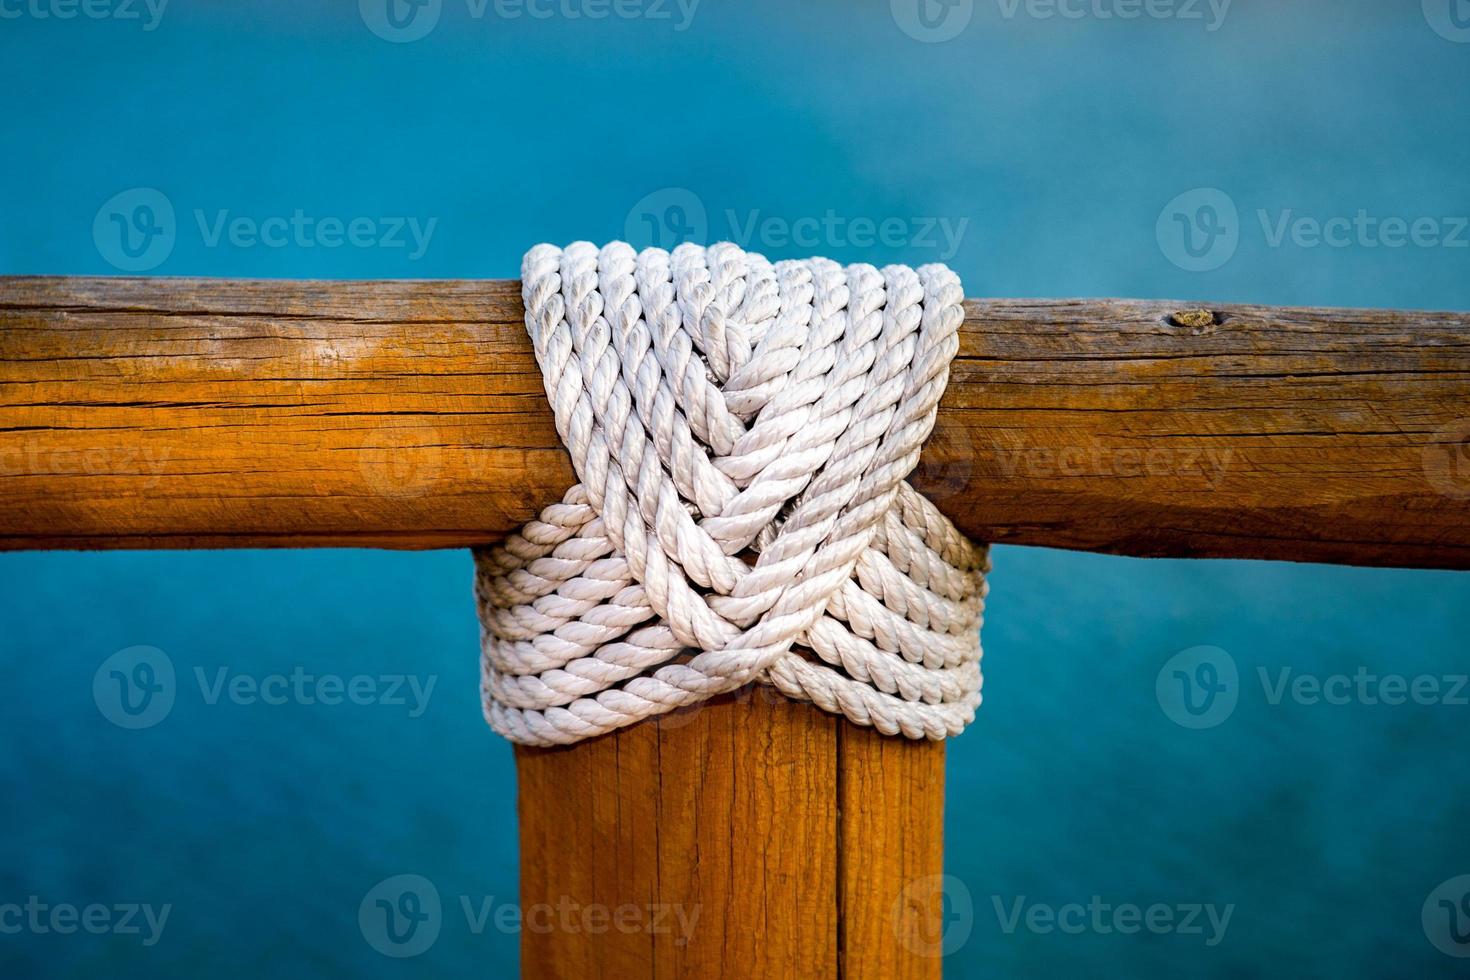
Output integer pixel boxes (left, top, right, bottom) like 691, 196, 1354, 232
476, 242, 989, 746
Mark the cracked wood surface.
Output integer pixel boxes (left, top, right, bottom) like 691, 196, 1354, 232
5, 275, 1468, 978
515, 691, 945, 980
2, 276, 1469, 567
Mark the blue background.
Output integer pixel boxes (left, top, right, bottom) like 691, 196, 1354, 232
2, 0, 1469, 976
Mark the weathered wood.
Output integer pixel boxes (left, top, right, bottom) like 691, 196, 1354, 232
2, 276, 1469, 567
6, 276, 1467, 979
515, 689, 945, 980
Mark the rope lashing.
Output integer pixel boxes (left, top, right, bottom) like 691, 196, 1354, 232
474, 242, 990, 746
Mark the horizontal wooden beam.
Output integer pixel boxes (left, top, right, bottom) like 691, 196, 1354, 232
2, 276, 1468, 567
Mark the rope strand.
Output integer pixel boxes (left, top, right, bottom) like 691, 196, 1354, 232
475, 242, 989, 746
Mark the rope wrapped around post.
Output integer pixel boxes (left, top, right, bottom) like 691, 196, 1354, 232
474, 242, 990, 746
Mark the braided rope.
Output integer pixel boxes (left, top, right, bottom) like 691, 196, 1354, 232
474, 241, 990, 746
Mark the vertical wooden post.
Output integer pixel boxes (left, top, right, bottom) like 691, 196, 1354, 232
516, 690, 946, 979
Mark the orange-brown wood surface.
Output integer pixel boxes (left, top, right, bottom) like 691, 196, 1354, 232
3, 277, 1469, 567
6, 276, 1469, 978
516, 690, 945, 980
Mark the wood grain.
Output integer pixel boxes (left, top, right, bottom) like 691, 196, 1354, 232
516, 689, 945, 980
7, 276, 1465, 977
2, 276, 1469, 567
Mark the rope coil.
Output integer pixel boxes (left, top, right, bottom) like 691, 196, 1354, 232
475, 241, 989, 746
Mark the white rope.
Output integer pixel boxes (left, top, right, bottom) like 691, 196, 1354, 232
474, 241, 990, 746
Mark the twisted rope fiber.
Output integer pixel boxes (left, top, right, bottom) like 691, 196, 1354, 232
474, 241, 990, 746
